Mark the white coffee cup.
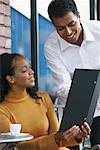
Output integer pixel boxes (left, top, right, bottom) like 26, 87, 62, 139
10, 124, 21, 135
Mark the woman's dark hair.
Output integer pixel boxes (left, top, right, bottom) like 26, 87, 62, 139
48, 0, 78, 21
0, 53, 39, 102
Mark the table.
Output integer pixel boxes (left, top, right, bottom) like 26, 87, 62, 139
0, 133, 33, 150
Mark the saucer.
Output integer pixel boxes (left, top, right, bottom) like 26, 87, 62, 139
0, 132, 29, 137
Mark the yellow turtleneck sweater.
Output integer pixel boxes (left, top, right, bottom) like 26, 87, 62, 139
0, 91, 78, 150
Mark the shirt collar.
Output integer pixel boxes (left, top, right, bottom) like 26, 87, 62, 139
57, 21, 95, 51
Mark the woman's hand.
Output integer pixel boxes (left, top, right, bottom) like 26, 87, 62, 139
55, 125, 81, 147
54, 122, 91, 147
75, 122, 91, 143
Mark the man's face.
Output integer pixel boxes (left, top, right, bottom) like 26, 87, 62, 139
52, 11, 83, 45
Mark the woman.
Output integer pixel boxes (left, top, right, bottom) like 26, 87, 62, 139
0, 53, 90, 150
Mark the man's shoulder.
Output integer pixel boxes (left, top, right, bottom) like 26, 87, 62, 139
48, 31, 58, 38
83, 20, 100, 29
83, 20, 100, 39
45, 31, 59, 45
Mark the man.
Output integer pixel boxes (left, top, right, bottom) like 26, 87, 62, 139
44, 0, 100, 147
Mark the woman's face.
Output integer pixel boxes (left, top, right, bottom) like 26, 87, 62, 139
52, 11, 83, 45
9, 56, 35, 91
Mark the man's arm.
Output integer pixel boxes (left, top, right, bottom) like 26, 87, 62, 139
44, 40, 71, 105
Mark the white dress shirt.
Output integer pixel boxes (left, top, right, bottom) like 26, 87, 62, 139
44, 20, 100, 118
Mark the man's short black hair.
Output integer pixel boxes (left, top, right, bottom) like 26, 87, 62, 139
48, 0, 78, 21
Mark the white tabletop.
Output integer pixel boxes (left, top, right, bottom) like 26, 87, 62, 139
0, 133, 33, 143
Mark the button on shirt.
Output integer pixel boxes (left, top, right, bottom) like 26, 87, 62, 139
44, 20, 100, 118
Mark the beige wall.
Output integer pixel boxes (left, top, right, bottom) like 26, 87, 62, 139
0, 0, 11, 54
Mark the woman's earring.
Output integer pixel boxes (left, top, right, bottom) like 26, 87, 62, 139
12, 81, 15, 84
